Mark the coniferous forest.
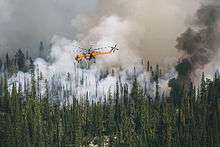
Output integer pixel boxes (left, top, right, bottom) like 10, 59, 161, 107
0, 48, 220, 147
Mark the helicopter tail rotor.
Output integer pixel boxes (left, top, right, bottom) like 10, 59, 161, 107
111, 44, 119, 53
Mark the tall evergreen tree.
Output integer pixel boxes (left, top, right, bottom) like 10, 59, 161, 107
15, 49, 26, 72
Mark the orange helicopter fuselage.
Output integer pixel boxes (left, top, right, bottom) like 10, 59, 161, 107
75, 51, 112, 62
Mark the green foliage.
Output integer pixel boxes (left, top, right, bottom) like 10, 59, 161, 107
0, 68, 220, 146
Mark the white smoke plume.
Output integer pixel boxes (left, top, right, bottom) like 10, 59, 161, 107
8, 33, 177, 101
33, 35, 150, 100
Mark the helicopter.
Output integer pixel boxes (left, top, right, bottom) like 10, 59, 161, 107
74, 44, 119, 63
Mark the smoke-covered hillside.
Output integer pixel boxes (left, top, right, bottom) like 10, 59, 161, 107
2, 35, 176, 102
1, 0, 220, 146
1, 41, 220, 146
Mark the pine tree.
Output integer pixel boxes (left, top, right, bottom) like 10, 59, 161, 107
114, 81, 121, 131
147, 60, 150, 72
39, 41, 45, 59
15, 49, 26, 72
0, 59, 2, 72
155, 64, 160, 103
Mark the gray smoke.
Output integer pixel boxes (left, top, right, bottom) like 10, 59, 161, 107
80, 0, 200, 64
175, 0, 220, 79
0, 0, 96, 56
0, 0, 200, 65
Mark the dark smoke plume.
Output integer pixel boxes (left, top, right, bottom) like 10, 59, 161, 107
176, 1, 220, 79
169, 1, 220, 104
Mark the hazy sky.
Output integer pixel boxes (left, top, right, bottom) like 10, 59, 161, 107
0, 0, 97, 55
0, 0, 202, 63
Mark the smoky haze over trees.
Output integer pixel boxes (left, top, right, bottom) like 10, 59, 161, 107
0, 0, 220, 146
0, 53, 220, 146
0, 30, 219, 146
